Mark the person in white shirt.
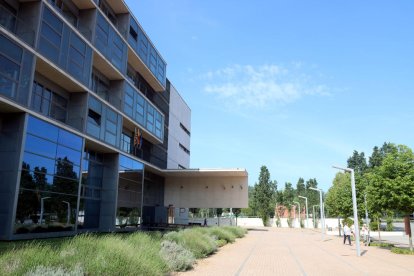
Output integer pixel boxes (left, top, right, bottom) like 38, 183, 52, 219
343, 223, 352, 245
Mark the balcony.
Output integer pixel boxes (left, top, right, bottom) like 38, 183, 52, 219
0, 1, 40, 46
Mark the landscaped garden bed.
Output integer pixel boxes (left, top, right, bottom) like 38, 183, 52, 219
0, 226, 247, 275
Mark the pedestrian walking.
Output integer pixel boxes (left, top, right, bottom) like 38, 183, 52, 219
343, 223, 352, 245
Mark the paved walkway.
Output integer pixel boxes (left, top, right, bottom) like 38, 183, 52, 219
177, 228, 414, 276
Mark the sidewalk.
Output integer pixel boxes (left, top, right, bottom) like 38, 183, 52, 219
177, 228, 413, 276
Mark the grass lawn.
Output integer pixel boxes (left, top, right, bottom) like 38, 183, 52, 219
0, 226, 247, 275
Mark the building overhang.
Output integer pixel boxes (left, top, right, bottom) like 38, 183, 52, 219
160, 168, 248, 209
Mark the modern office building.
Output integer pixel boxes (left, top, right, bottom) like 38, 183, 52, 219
0, 0, 247, 240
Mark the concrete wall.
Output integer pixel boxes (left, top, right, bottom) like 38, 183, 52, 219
0, 114, 26, 240
164, 176, 248, 208
167, 83, 191, 169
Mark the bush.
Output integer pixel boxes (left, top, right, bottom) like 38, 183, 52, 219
164, 228, 217, 258
369, 242, 394, 248
391, 247, 414, 255
26, 265, 84, 276
222, 226, 247, 238
208, 227, 236, 243
216, 239, 227, 247
386, 217, 394, 231
370, 220, 379, 231
159, 240, 195, 271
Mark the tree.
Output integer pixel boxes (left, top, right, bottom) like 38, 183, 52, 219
347, 150, 368, 175
366, 144, 414, 251
296, 178, 305, 197
283, 182, 294, 206
254, 166, 277, 226
242, 186, 257, 216
325, 172, 352, 218
368, 143, 396, 169
305, 178, 319, 209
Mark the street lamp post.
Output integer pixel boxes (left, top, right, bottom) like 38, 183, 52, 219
291, 204, 296, 227
62, 201, 71, 225
39, 197, 51, 224
309, 187, 325, 240
313, 205, 319, 228
299, 196, 309, 228
333, 165, 361, 257
293, 201, 301, 228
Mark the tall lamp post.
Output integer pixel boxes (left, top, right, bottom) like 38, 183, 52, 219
299, 196, 309, 228
333, 165, 361, 257
293, 201, 301, 228
313, 204, 319, 228
62, 201, 71, 225
39, 197, 51, 224
309, 187, 325, 240
291, 204, 297, 227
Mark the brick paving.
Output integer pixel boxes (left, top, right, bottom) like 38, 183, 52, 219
177, 227, 414, 276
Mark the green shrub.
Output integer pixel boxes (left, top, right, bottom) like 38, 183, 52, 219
386, 217, 394, 231
159, 240, 195, 271
222, 226, 247, 238
370, 220, 379, 231
391, 247, 414, 255
208, 227, 236, 243
369, 242, 394, 248
26, 265, 84, 276
164, 228, 217, 258
216, 239, 227, 247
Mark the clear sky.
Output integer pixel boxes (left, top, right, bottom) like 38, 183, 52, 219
126, 0, 414, 192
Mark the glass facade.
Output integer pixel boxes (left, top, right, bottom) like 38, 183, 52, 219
38, 6, 92, 86
78, 150, 103, 229
31, 81, 68, 123
95, 12, 127, 74
128, 17, 166, 87
0, 33, 34, 106
86, 95, 122, 147
117, 155, 143, 228
123, 83, 164, 141
15, 116, 83, 234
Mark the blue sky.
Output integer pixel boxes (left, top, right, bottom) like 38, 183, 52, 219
126, 0, 414, 192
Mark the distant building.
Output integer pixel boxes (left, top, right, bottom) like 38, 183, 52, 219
0, 0, 247, 240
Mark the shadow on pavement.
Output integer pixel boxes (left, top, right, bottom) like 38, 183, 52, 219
247, 228, 269, 232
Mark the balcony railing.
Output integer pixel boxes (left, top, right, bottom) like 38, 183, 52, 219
0, 4, 36, 46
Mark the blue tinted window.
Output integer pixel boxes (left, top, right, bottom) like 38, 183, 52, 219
39, 37, 60, 63
0, 34, 22, 62
55, 160, 80, 180
58, 129, 83, 150
0, 55, 20, 80
41, 23, 61, 47
27, 116, 59, 142
0, 77, 17, 97
23, 152, 55, 175
56, 145, 81, 166
43, 7, 63, 33
25, 134, 57, 159
119, 155, 143, 171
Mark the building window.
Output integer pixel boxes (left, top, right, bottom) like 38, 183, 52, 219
48, 0, 78, 28
31, 81, 68, 123
180, 123, 191, 136
99, 0, 117, 26
121, 132, 132, 153
91, 70, 110, 102
15, 116, 83, 234
0, 33, 34, 105
179, 143, 190, 155
88, 109, 101, 126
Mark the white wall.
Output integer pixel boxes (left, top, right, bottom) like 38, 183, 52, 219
167, 83, 191, 169
164, 176, 248, 208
